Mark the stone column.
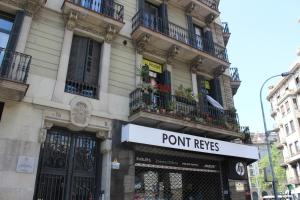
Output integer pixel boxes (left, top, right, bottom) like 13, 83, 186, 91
99, 42, 112, 98
15, 15, 32, 53
52, 28, 74, 102
101, 138, 112, 200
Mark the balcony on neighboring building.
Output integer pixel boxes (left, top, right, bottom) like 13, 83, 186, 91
0, 47, 31, 101
62, 0, 124, 39
132, 10, 229, 75
129, 88, 248, 140
229, 68, 241, 96
168, 0, 220, 22
222, 22, 230, 46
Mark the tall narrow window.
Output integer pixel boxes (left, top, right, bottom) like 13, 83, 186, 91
293, 98, 298, 109
194, 25, 204, 50
295, 141, 300, 153
290, 120, 296, 133
285, 101, 290, 113
280, 105, 285, 117
65, 35, 101, 99
0, 101, 4, 121
285, 123, 290, 135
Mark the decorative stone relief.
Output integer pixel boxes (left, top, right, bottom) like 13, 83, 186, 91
205, 13, 216, 25
96, 130, 109, 139
136, 34, 151, 54
190, 56, 204, 71
25, 0, 47, 17
105, 25, 117, 42
66, 11, 79, 30
167, 45, 180, 64
214, 65, 226, 77
185, 2, 195, 14
70, 97, 92, 128
39, 121, 53, 143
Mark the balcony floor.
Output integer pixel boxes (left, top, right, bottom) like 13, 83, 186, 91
129, 110, 244, 141
0, 78, 29, 101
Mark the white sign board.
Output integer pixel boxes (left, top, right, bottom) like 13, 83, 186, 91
16, 156, 35, 173
122, 124, 259, 160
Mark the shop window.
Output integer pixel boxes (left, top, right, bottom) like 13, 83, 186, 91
285, 101, 290, 113
0, 102, 4, 121
65, 35, 101, 99
290, 120, 296, 133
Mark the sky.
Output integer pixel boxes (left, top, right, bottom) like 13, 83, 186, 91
219, 0, 300, 133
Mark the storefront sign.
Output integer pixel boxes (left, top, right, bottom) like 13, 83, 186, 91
122, 124, 259, 160
143, 59, 162, 73
135, 152, 219, 171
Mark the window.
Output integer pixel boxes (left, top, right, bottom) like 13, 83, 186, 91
289, 143, 294, 156
296, 77, 299, 85
285, 123, 290, 135
290, 120, 296, 133
0, 12, 14, 49
0, 102, 4, 121
194, 25, 204, 50
281, 105, 285, 117
295, 141, 300, 153
293, 98, 298, 109
285, 101, 290, 113
65, 35, 101, 99
277, 94, 281, 103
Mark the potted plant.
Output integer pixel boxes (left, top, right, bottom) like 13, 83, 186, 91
167, 101, 176, 114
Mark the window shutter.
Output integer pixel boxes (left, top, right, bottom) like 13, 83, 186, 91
203, 30, 215, 54
6, 10, 24, 51
197, 75, 208, 110
186, 15, 194, 47
209, 78, 223, 106
102, 0, 114, 17
159, 2, 168, 34
139, 0, 145, 10
162, 70, 171, 93
67, 36, 88, 82
83, 40, 101, 86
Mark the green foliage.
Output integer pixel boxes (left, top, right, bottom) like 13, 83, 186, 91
175, 85, 195, 101
257, 144, 287, 192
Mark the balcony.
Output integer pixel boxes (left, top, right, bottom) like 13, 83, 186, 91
168, 0, 220, 22
132, 10, 229, 75
222, 22, 231, 46
229, 68, 241, 96
0, 47, 31, 101
129, 88, 247, 140
62, 0, 124, 39
0, 0, 46, 15
65, 79, 97, 99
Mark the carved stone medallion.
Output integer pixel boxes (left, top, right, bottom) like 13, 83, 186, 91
70, 97, 92, 128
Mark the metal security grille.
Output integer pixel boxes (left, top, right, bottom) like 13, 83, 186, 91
34, 128, 100, 200
134, 151, 224, 200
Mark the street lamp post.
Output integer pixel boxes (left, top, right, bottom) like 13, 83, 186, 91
259, 72, 294, 200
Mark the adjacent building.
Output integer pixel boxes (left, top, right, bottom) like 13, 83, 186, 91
267, 56, 300, 197
0, 0, 258, 199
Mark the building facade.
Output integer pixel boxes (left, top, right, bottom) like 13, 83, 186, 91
0, 0, 258, 199
268, 57, 300, 197
247, 133, 277, 200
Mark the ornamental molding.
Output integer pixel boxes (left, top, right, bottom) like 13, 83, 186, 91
70, 97, 92, 128
136, 34, 151, 54
167, 45, 180, 64
190, 56, 204, 71
185, 2, 195, 14
105, 25, 117, 42
24, 0, 46, 17
205, 13, 216, 25
66, 10, 79, 30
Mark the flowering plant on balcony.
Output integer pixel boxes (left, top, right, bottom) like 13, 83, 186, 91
174, 85, 197, 103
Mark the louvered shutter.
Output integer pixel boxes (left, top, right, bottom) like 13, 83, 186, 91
204, 30, 215, 54
6, 10, 24, 51
186, 15, 194, 47
84, 39, 101, 86
159, 2, 168, 34
210, 78, 223, 106
197, 75, 208, 111
67, 36, 88, 82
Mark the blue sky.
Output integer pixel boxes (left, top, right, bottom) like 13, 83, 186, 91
219, 0, 300, 133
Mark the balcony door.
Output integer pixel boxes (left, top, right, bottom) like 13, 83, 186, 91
144, 2, 159, 30
194, 25, 204, 50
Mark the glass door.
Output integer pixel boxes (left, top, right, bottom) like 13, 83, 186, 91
0, 13, 13, 69
144, 2, 159, 30
194, 25, 204, 50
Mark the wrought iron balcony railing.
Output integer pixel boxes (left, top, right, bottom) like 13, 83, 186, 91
129, 88, 247, 135
66, 0, 124, 22
222, 22, 230, 34
197, 0, 219, 11
230, 68, 240, 82
0, 47, 31, 83
132, 10, 229, 62
65, 79, 98, 99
